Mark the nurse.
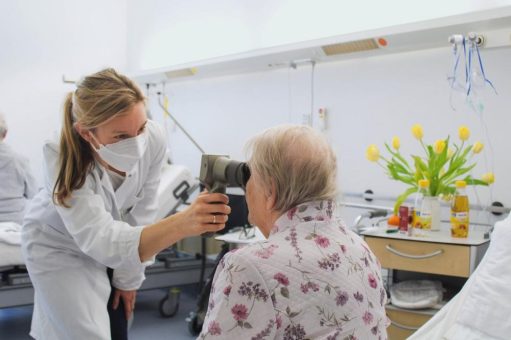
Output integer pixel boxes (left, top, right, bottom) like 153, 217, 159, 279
21, 68, 230, 340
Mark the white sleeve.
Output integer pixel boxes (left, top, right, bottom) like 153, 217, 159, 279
112, 263, 146, 290
55, 183, 145, 269
199, 251, 277, 339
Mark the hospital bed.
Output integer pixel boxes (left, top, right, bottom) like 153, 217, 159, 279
0, 162, 215, 314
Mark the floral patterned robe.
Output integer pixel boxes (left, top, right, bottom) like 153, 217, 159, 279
199, 200, 388, 340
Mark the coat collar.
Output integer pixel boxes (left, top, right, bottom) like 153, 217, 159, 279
96, 162, 140, 211
270, 200, 336, 236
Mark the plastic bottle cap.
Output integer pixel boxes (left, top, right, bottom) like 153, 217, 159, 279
418, 179, 430, 188
455, 180, 467, 188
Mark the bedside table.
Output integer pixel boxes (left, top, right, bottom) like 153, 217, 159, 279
361, 226, 490, 339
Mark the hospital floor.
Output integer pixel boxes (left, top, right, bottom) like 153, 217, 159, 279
0, 284, 200, 339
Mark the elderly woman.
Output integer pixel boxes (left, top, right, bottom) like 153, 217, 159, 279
199, 125, 388, 339
0, 112, 37, 224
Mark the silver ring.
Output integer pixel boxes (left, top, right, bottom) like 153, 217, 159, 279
213, 215, 216, 224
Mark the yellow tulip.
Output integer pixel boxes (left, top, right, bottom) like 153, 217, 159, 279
472, 141, 484, 154
459, 125, 471, 141
392, 136, 400, 150
482, 172, 495, 184
411, 124, 423, 140
366, 144, 380, 162
434, 140, 446, 154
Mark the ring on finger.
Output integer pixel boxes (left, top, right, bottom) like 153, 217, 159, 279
213, 215, 216, 224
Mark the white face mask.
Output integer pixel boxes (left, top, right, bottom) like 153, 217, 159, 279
90, 132, 147, 173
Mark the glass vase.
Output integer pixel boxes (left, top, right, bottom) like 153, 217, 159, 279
428, 196, 441, 231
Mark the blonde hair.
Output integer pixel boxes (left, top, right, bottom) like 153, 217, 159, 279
246, 124, 337, 213
53, 68, 144, 207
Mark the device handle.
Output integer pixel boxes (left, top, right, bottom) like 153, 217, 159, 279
173, 181, 190, 200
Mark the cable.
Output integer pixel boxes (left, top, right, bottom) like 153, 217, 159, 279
310, 60, 316, 126
145, 84, 154, 119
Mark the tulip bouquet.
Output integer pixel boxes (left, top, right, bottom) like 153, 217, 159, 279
366, 124, 494, 213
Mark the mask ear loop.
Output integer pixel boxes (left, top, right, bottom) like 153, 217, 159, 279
87, 131, 103, 152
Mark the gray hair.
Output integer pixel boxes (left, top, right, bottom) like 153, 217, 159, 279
0, 112, 7, 139
245, 124, 337, 213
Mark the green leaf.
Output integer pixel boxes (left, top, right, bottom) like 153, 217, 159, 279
391, 159, 411, 175
431, 138, 449, 177
393, 186, 418, 214
464, 177, 489, 186
412, 156, 428, 173
243, 322, 252, 329
426, 145, 434, 159
444, 163, 477, 184
384, 143, 411, 171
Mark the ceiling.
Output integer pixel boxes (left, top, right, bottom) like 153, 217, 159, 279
131, 7, 511, 84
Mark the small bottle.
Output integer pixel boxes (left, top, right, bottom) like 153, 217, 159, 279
451, 180, 469, 238
398, 205, 409, 234
408, 207, 415, 236
417, 179, 432, 236
412, 180, 427, 236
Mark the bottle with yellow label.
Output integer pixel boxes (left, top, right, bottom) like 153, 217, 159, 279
414, 179, 431, 236
451, 180, 469, 238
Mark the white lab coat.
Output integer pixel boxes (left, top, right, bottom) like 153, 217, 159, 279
21, 120, 166, 340
0, 142, 38, 224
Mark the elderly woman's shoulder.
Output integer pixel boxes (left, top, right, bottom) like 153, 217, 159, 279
218, 242, 270, 269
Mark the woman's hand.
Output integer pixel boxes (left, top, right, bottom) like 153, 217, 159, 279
179, 191, 231, 237
112, 288, 136, 320
138, 191, 231, 262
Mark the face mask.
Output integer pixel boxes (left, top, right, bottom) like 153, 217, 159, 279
89, 131, 147, 172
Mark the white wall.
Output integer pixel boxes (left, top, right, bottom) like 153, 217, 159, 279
1, 0, 508, 213
146, 45, 511, 212
127, 0, 511, 215
0, 0, 127, 185
126, 0, 511, 72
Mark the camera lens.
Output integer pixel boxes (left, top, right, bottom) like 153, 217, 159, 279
240, 163, 251, 187
225, 161, 250, 189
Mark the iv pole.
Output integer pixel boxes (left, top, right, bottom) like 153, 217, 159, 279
156, 93, 206, 155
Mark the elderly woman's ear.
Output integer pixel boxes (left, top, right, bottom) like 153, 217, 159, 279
265, 180, 277, 212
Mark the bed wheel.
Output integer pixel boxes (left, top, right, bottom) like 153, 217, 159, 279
158, 288, 180, 318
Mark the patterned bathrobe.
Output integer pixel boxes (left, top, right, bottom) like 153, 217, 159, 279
199, 200, 388, 340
